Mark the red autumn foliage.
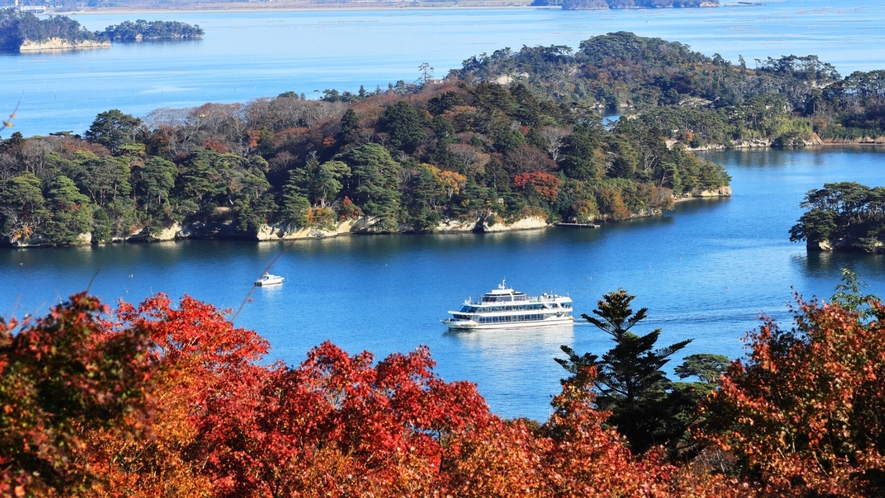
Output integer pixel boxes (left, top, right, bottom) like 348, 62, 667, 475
0, 293, 154, 496
5, 289, 885, 496
513, 171, 561, 203
700, 296, 885, 496
202, 139, 231, 154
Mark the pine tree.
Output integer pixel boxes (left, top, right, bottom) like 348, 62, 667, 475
557, 289, 691, 454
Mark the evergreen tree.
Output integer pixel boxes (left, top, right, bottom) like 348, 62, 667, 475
85, 109, 143, 155
378, 101, 426, 153
556, 289, 692, 454
42, 175, 92, 245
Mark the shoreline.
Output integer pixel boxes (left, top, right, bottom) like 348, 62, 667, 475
54, 2, 545, 15
3, 193, 732, 249
49, 0, 737, 15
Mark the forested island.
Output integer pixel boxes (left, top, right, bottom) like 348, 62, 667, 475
100, 19, 204, 42
454, 32, 885, 147
0, 9, 202, 52
790, 182, 885, 254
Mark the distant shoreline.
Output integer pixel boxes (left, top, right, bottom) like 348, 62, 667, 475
50, 0, 741, 16
54, 2, 545, 16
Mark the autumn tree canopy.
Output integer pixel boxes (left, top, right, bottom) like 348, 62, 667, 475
5, 281, 885, 496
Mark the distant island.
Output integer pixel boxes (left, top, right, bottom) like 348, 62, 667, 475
100, 19, 204, 42
531, 0, 718, 10
3, 0, 720, 13
0, 9, 202, 52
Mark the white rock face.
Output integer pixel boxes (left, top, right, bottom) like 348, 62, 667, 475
481, 216, 549, 232
434, 219, 480, 233
19, 38, 111, 52
154, 223, 182, 241
255, 221, 355, 240
694, 186, 733, 197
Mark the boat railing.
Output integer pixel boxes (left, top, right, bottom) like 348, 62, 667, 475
462, 295, 568, 307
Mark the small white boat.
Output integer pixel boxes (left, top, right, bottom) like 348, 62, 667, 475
255, 272, 284, 286
442, 280, 574, 330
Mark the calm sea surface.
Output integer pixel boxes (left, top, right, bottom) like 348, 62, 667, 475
1, 0, 884, 137
3, 147, 884, 421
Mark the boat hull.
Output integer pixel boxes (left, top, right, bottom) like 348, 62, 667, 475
255, 273, 284, 286
443, 315, 574, 331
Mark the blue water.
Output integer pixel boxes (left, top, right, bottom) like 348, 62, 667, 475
2, 0, 884, 137
3, 147, 884, 421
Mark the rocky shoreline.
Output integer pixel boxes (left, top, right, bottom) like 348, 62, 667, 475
683, 134, 885, 151
18, 38, 111, 52
4, 190, 734, 248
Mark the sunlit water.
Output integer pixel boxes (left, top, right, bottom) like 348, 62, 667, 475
3, 147, 884, 421
2, 0, 884, 137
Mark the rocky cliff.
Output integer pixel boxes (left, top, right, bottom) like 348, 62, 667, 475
18, 38, 111, 52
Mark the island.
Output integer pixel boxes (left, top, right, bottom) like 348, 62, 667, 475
531, 0, 719, 10
0, 9, 108, 52
790, 182, 885, 254
100, 19, 204, 42
0, 9, 202, 52
453, 32, 885, 149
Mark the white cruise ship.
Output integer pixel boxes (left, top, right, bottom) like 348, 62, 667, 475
443, 280, 574, 330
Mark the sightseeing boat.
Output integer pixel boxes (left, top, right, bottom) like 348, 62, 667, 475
255, 272, 284, 286
443, 280, 574, 330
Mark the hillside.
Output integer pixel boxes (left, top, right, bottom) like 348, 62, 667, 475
453, 32, 885, 148
0, 72, 730, 246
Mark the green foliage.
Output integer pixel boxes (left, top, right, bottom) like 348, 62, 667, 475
0, 172, 47, 243
279, 170, 310, 226
85, 109, 143, 154
378, 101, 426, 153
100, 19, 203, 41
43, 175, 92, 245
831, 268, 881, 321
336, 143, 402, 230
789, 182, 885, 252
556, 289, 693, 454
135, 156, 176, 213
453, 31, 884, 148
557, 120, 605, 181
0, 9, 101, 50
0, 43, 740, 244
